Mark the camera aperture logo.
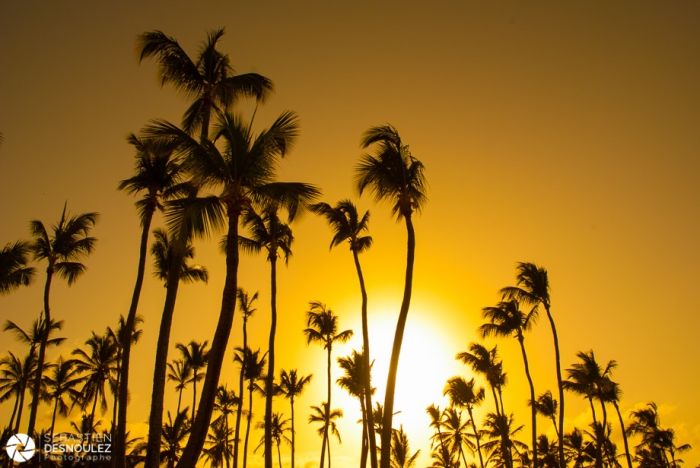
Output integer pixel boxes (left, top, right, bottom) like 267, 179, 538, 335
5, 433, 36, 463
4, 432, 112, 463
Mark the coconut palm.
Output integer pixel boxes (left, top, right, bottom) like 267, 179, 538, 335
44, 356, 82, 442
304, 301, 353, 468
628, 403, 691, 468
427, 404, 454, 468
161, 409, 191, 468
151, 228, 210, 286
254, 413, 292, 468
440, 407, 475, 468
233, 288, 258, 468
481, 413, 527, 468
234, 347, 267, 468
309, 403, 343, 468
136, 28, 273, 141
0, 351, 37, 433
563, 428, 595, 468
238, 206, 294, 468
143, 109, 319, 468
500, 262, 565, 468
479, 300, 539, 468
167, 359, 193, 416
0, 240, 35, 295
277, 369, 313, 468
4, 314, 66, 356
536, 434, 561, 468
599, 378, 633, 468
444, 377, 486, 468
337, 350, 374, 468
312, 199, 378, 468
456, 342, 507, 416
26, 203, 98, 435
531, 391, 559, 438
211, 385, 238, 468
204, 419, 235, 468
108, 314, 144, 437
355, 125, 427, 468
175, 340, 210, 422
390, 425, 421, 468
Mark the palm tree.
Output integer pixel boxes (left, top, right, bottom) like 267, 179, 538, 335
456, 342, 507, 416
309, 403, 343, 468
233, 288, 258, 468
277, 369, 313, 468
234, 346, 267, 468
204, 419, 235, 468
479, 300, 539, 468
440, 406, 475, 468
0, 240, 35, 294
212, 385, 238, 468
238, 206, 294, 468
312, 199, 378, 468
151, 228, 210, 285
161, 409, 191, 468
108, 313, 144, 436
255, 413, 292, 468
167, 359, 193, 416
531, 391, 559, 438
337, 350, 374, 468
444, 376, 486, 468
599, 378, 633, 468
143, 109, 319, 468
355, 125, 427, 468
4, 314, 66, 355
0, 351, 37, 433
44, 356, 82, 442
563, 428, 594, 468
26, 203, 98, 435
116, 132, 183, 464
536, 434, 560, 468
136, 28, 274, 141
175, 340, 210, 422
501, 262, 565, 468
390, 425, 420, 468
481, 413, 527, 468
427, 404, 454, 468
628, 403, 692, 468
304, 301, 353, 468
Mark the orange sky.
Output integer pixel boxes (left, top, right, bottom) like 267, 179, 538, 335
1, 2, 699, 467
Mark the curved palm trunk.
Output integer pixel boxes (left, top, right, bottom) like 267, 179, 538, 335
192, 377, 197, 422
543, 304, 565, 468
289, 397, 296, 468
491, 387, 502, 418
14, 386, 27, 433
177, 212, 241, 467
380, 214, 416, 468
466, 407, 485, 468
112, 347, 122, 438
50, 397, 60, 443
516, 335, 538, 468
116, 208, 155, 468
319, 350, 330, 468
352, 250, 377, 468
498, 386, 506, 416
612, 401, 633, 468
176, 388, 183, 416
8, 395, 19, 435
233, 318, 249, 468
359, 396, 368, 468
243, 385, 254, 468
145, 249, 184, 468
27, 268, 53, 435
264, 251, 278, 468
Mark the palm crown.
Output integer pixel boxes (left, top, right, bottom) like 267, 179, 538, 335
0, 241, 35, 295
311, 200, 372, 253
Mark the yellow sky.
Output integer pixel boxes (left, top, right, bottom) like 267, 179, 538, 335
1, 1, 699, 467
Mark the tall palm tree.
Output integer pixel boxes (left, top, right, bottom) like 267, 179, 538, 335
255, 413, 292, 468
239, 206, 294, 468
27, 203, 98, 435
456, 342, 506, 416
355, 125, 427, 468
136, 28, 274, 141
389, 425, 421, 468
336, 350, 374, 468
116, 132, 183, 464
143, 110, 319, 468
500, 262, 565, 468
479, 300, 539, 468
212, 385, 239, 468
312, 199, 378, 468
167, 359, 193, 416
443, 377, 486, 468
0, 351, 37, 433
530, 390, 559, 438
304, 301, 353, 468
233, 288, 258, 468
234, 346, 267, 468
309, 403, 343, 468
439, 407, 475, 468
108, 313, 144, 437
4, 314, 66, 355
44, 356, 82, 442
0, 240, 35, 294
480, 413, 527, 468
426, 404, 454, 468
204, 419, 235, 468
277, 369, 313, 468
175, 340, 210, 422
599, 378, 633, 468
563, 428, 594, 468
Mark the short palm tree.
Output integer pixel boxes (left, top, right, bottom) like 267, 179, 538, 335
440, 407, 475, 468
530, 390, 559, 438
44, 356, 82, 442
304, 301, 353, 468
443, 377, 486, 468
426, 404, 454, 468
481, 413, 527, 468
26, 203, 98, 435
312, 199, 378, 468
479, 300, 539, 468
355, 125, 427, 468
161, 409, 191, 468
337, 350, 374, 468
0, 351, 37, 433
277, 369, 313, 468
255, 413, 292, 468
233, 346, 267, 468
4, 314, 66, 356
390, 425, 420, 468
175, 340, 210, 422
233, 288, 258, 468
204, 419, 235, 468
0, 240, 35, 295
167, 359, 193, 416
456, 342, 506, 416
628, 403, 691, 468
500, 262, 565, 468
212, 385, 238, 468
108, 314, 144, 436
563, 428, 594, 468
309, 402, 343, 468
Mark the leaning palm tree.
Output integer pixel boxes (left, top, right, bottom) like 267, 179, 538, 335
0, 240, 35, 295
309, 403, 343, 468
355, 125, 427, 468
0, 351, 37, 433
232, 288, 258, 468
27, 203, 98, 435
312, 199, 378, 468
44, 356, 82, 442
337, 350, 374, 468
456, 342, 506, 416
175, 340, 210, 422
304, 301, 353, 468
390, 425, 421, 468
143, 109, 320, 468
233, 346, 267, 468
598, 377, 632, 468
443, 376, 486, 468
254, 413, 292, 468
479, 300, 539, 468
500, 262, 565, 468
238, 206, 294, 468
277, 369, 313, 468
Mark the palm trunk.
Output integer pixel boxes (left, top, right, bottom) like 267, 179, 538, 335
517, 334, 538, 468
243, 385, 254, 468
15, 386, 27, 433
359, 396, 368, 468
327, 425, 332, 468
177, 211, 241, 468
27, 268, 53, 435
264, 251, 278, 468
145, 247, 185, 468
277, 442, 282, 468
491, 387, 502, 417
612, 401, 633, 468
50, 397, 59, 444
543, 304, 565, 468
116, 207, 155, 468
290, 398, 296, 468
467, 407, 485, 468
498, 386, 506, 416
112, 347, 122, 439
8, 394, 19, 435
176, 388, 183, 416
319, 351, 330, 468
192, 377, 197, 422
233, 318, 249, 468
352, 250, 378, 468
380, 214, 416, 468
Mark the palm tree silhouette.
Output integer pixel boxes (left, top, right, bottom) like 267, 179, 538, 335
479, 300, 539, 468
355, 125, 427, 468
136, 28, 273, 141
108, 314, 144, 437
456, 342, 507, 416
426, 404, 454, 468
389, 425, 421, 468
0, 240, 35, 295
26, 203, 98, 435
175, 340, 210, 422
167, 359, 193, 416
0, 351, 37, 433
233, 346, 267, 468
255, 412, 292, 468
500, 262, 565, 468
563, 428, 594, 468
530, 390, 559, 438
151, 228, 210, 285
212, 385, 238, 468
277, 369, 313, 468
309, 402, 343, 468
160, 409, 191, 468
233, 288, 258, 468
44, 356, 81, 443
480, 413, 527, 468
312, 199, 378, 468
598, 377, 633, 468
204, 417, 235, 468
440, 406, 475, 468
4, 314, 66, 356
443, 376, 486, 468
627, 402, 691, 468
304, 301, 353, 468
143, 110, 319, 467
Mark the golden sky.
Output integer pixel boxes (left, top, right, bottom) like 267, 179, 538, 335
1, 1, 699, 467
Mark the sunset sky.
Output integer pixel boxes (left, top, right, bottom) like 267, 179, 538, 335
1, 1, 699, 467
